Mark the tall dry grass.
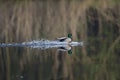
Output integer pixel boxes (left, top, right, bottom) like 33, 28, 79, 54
0, 0, 90, 42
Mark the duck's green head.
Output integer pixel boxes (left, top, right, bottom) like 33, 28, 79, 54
68, 34, 72, 38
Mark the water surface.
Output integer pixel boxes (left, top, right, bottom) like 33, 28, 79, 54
0, 40, 85, 80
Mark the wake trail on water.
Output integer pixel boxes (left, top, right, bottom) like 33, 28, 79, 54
0, 39, 85, 49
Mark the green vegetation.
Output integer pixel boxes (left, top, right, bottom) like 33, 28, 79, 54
0, 0, 120, 80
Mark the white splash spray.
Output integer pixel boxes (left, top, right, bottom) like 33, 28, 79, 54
0, 39, 84, 49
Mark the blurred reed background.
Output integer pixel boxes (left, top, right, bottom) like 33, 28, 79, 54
0, 0, 120, 80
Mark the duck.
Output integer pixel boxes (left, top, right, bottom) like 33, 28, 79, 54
56, 34, 72, 43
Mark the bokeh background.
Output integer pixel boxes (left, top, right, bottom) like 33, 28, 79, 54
0, 0, 120, 80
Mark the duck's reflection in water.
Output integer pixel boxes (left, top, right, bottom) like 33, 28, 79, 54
52, 45, 73, 80
57, 45, 72, 54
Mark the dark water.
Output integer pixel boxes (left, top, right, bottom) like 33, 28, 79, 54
0, 40, 120, 80
0, 40, 83, 80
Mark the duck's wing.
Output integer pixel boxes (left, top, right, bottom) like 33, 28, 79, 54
57, 37, 67, 39
56, 37, 67, 42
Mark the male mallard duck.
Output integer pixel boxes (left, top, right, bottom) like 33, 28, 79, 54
56, 34, 72, 43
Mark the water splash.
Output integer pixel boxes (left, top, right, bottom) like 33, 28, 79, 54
0, 39, 84, 49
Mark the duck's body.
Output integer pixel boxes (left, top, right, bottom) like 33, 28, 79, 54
56, 34, 72, 43
56, 37, 72, 43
